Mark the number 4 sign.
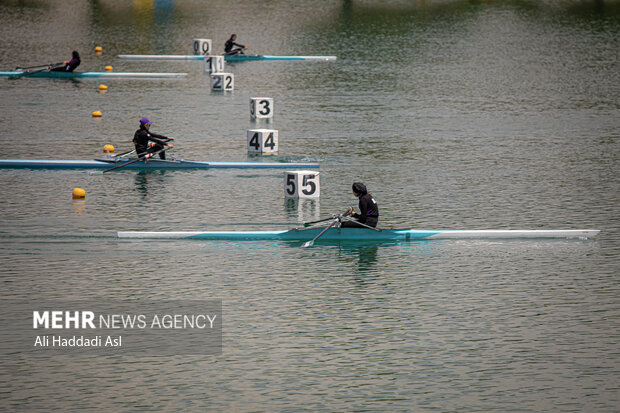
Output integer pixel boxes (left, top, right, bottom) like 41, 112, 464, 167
284, 171, 320, 198
247, 129, 278, 153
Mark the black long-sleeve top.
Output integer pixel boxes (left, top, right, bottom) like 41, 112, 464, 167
51, 57, 80, 72
65, 57, 80, 72
133, 126, 169, 154
353, 194, 379, 224
224, 38, 245, 53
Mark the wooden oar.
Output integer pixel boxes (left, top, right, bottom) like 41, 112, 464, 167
103, 145, 171, 173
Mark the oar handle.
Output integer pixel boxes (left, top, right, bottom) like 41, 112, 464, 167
303, 209, 351, 227
340, 215, 382, 231
114, 148, 137, 158
15, 62, 64, 71
104, 145, 172, 173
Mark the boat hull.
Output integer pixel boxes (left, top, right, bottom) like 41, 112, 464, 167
117, 54, 337, 62
0, 71, 187, 78
118, 55, 205, 61
0, 159, 320, 169
225, 54, 337, 62
117, 228, 600, 241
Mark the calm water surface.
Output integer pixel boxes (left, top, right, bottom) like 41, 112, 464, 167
0, 0, 618, 411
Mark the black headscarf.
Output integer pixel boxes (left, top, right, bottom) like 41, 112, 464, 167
352, 182, 367, 196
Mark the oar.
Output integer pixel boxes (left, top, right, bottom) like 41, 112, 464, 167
340, 215, 382, 231
17, 62, 66, 77
301, 218, 340, 248
103, 145, 171, 173
114, 148, 137, 158
15, 62, 64, 71
301, 208, 353, 228
303, 216, 335, 227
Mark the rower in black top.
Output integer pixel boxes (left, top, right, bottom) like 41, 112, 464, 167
133, 118, 174, 160
342, 182, 379, 228
50, 50, 81, 72
224, 34, 248, 56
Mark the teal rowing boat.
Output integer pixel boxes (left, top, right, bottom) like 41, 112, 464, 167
0, 158, 320, 170
0, 71, 187, 79
118, 228, 600, 241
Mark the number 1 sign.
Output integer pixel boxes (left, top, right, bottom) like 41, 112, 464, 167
205, 55, 224, 73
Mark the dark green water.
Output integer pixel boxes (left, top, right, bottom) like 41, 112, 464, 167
0, 0, 618, 411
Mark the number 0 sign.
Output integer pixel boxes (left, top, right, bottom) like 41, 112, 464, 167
193, 39, 212, 55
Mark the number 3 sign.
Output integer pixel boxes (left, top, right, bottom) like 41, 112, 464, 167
250, 97, 274, 119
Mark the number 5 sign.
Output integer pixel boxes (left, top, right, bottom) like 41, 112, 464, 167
284, 171, 320, 198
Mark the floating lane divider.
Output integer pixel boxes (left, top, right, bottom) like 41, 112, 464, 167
117, 228, 601, 241
0, 158, 320, 170
0, 71, 187, 79
117, 54, 337, 62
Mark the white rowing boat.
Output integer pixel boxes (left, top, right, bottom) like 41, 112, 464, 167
118, 228, 600, 241
117, 54, 337, 62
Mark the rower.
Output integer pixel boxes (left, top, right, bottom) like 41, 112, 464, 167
133, 118, 174, 160
50, 50, 81, 72
224, 34, 248, 56
341, 182, 379, 228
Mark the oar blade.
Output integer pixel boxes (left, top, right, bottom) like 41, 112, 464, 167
301, 240, 314, 248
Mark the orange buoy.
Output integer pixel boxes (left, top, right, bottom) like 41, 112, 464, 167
103, 144, 114, 154
99, 84, 108, 91
72, 188, 86, 199
92, 110, 102, 117
105, 65, 113, 72
95, 46, 103, 53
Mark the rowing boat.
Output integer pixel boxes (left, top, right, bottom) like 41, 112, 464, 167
0, 158, 320, 170
118, 228, 600, 241
117, 54, 337, 62
226, 54, 337, 62
0, 71, 187, 79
